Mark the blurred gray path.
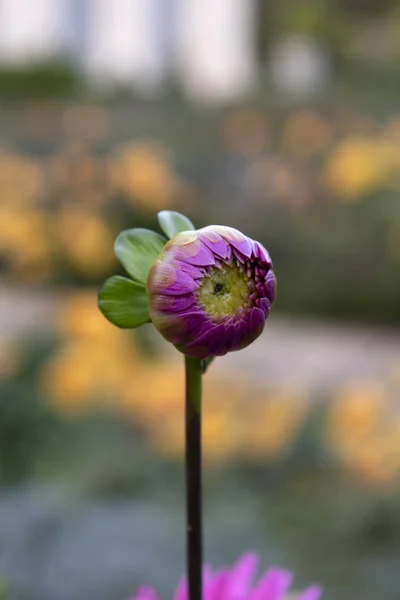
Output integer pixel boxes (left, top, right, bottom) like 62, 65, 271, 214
0, 286, 399, 392
0, 483, 273, 600
226, 316, 400, 393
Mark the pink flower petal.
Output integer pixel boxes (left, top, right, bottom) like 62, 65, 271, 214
296, 584, 324, 600
225, 553, 259, 600
206, 569, 230, 600
250, 567, 293, 600
133, 585, 161, 600
173, 577, 187, 600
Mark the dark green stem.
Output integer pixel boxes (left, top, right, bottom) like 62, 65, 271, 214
185, 355, 203, 600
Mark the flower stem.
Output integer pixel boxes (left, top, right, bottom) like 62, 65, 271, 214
184, 355, 203, 600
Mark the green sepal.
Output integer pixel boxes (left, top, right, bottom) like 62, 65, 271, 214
114, 228, 166, 284
158, 210, 195, 239
98, 276, 150, 328
201, 356, 215, 374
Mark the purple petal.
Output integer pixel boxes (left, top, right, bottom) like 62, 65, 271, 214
147, 261, 177, 295
171, 294, 197, 313
252, 241, 272, 266
200, 230, 230, 260
236, 308, 265, 349
171, 240, 215, 267
182, 311, 212, 339
224, 244, 233, 262
233, 318, 250, 348
225, 553, 259, 600
232, 248, 248, 264
173, 578, 187, 600
226, 236, 253, 259
185, 323, 228, 358
207, 570, 230, 600
256, 282, 265, 295
249, 307, 265, 331
257, 297, 271, 314
265, 272, 276, 302
164, 271, 200, 295
178, 262, 205, 280
151, 293, 195, 315
217, 323, 237, 356
147, 259, 200, 295
250, 567, 293, 600
203, 565, 213, 586
296, 584, 324, 600
170, 310, 213, 352
150, 312, 189, 345
133, 586, 161, 600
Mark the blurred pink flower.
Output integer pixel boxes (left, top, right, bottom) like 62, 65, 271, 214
131, 553, 323, 600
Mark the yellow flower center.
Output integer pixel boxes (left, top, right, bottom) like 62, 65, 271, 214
196, 263, 250, 319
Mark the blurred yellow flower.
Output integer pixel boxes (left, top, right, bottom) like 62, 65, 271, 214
122, 362, 308, 465
56, 290, 126, 341
0, 205, 52, 280
336, 428, 400, 487
108, 140, 176, 209
0, 151, 44, 206
324, 135, 394, 200
42, 289, 308, 464
326, 380, 400, 487
327, 381, 386, 443
121, 361, 183, 424
242, 389, 308, 459
55, 205, 116, 276
41, 340, 137, 411
40, 291, 140, 412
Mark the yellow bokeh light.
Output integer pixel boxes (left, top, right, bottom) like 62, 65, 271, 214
324, 135, 394, 200
55, 205, 116, 276
108, 140, 176, 209
326, 379, 400, 487
0, 205, 52, 280
0, 151, 44, 205
283, 110, 331, 156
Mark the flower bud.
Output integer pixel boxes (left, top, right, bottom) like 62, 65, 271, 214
147, 225, 276, 359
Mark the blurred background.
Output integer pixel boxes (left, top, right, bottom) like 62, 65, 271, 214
0, 0, 400, 599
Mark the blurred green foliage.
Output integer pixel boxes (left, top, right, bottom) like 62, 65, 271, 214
0, 62, 79, 101
0, 380, 59, 484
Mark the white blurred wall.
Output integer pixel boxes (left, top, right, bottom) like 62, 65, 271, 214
0, 0, 260, 102
0, 0, 69, 65
176, 0, 257, 103
83, 0, 165, 93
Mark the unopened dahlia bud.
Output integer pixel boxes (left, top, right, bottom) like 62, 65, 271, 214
147, 225, 276, 359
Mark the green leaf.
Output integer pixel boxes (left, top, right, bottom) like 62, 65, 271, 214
98, 276, 150, 328
114, 228, 166, 284
158, 210, 195, 239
